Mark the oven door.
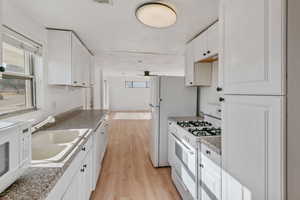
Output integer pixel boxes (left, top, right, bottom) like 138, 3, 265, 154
174, 135, 197, 199
0, 128, 20, 192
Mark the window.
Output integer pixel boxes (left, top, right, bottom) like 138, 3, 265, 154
0, 27, 42, 116
125, 81, 150, 88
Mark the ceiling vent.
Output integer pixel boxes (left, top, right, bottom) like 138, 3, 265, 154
94, 0, 113, 5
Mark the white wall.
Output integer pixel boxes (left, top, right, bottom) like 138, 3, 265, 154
199, 61, 221, 118
107, 76, 150, 111
93, 67, 103, 109
3, 0, 85, 122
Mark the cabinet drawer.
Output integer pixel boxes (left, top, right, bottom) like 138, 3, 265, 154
200, 143, 221, 166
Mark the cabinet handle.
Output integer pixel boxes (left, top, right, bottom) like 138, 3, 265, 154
82, 147, 86, 151
216, 87, 223, 92
83, 164, 87, 168
219, 97, 225, 102
80, 168, 85, 172
200, 164, 204, 168
206, 150, 211, 155
73, 81, 77, 84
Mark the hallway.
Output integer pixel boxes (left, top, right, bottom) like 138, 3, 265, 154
92, 113, 181, 200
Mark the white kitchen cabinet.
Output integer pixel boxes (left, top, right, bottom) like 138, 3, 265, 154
185, 41, 195, 86
220, 0, 285, 95
206, 23, 219, 59
194, 32, 207, 62
93, 119, 109, 188
185, 41, 212, 87
62, 142, 94, 200
199, 144, 221, 200
62, 170, 80, 200
221, 95, 285, 200
193, 22, 219, 63
48, 29, 92, 87
167, 121, 176, 166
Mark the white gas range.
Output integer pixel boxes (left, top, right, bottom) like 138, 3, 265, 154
168, 116, 221, 200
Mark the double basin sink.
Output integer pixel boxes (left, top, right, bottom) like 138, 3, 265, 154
32, 129, 89, 164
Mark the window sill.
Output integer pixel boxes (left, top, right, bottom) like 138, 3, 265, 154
0, 108, 39, 120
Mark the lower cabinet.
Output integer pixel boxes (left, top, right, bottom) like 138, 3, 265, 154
94, 119, 109, 187
199, 143, 221, 200
62, 147, 94, 200
221, 95, 285, 200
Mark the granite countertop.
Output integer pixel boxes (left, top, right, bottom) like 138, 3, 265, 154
0, 109, 107, 200
201, 136, 221, 155
168, 116, 204, 122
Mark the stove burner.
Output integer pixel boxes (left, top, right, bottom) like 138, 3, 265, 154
176, 120, 212, 128
188, 127, 221, 137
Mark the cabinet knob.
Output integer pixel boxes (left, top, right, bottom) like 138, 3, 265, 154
80, 168, 85, 172
74, 81, 77, 84
200, 164, 204, 168
219, 97, 225, 102
207, 50, 211, 54
82, 147, 86, 151
206, 150, 211, 155
83, 164, 87, 168
0, 66, 5, 72
203, 53, 206, 56
216, 87, 223, 92
190, 82, 193, 85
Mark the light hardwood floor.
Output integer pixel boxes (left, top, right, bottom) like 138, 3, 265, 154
92, 113, 181, 200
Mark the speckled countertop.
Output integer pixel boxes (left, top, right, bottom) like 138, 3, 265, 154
201, 136, 221, 155
0, 110, 107, 200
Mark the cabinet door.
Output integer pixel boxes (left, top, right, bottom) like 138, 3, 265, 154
71, 34, 82, 86
222, 0, 285, 95
206, 22, 219, 58
185, 41, 195, 86
62, 169, 81, 200
222, 95, 285, 200
200, 154, 221, 200
194, 33, 207, 62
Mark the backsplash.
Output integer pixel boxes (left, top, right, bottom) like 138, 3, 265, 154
199, 61, 221, 118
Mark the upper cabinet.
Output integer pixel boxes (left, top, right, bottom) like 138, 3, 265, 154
194, 22, 219, 62
185, 41, 195, 86
185, 22, 218, 87
47, 29, 92, 87
220, 0, 286, 95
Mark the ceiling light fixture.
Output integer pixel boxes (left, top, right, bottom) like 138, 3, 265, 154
135, 2, 177, 28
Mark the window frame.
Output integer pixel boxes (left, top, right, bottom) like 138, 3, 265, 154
125, 80, 150, 89
0, 27, 40, 118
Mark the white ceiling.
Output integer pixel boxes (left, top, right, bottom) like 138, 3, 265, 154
9, 0, 219, 76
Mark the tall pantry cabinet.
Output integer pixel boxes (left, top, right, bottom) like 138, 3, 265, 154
219, 0, 286, 200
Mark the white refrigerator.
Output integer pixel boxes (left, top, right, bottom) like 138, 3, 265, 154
149, 76, 197, 167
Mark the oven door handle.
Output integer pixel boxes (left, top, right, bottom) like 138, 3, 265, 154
172, 133, 195, 155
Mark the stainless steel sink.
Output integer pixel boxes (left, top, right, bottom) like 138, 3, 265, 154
31, 129, 88, 163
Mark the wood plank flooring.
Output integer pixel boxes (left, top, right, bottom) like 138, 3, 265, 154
92, 113, 181, 200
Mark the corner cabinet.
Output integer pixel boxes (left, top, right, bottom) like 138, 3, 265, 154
185, 41, 213, 87
185, 22, 218, 87
220, 0, 286, 95
47, 29, 92, 87
221, 95, 285, 200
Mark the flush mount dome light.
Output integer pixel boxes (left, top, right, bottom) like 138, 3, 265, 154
136, 3, 177, 28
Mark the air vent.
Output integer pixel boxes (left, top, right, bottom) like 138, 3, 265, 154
94, 0, 113, 4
